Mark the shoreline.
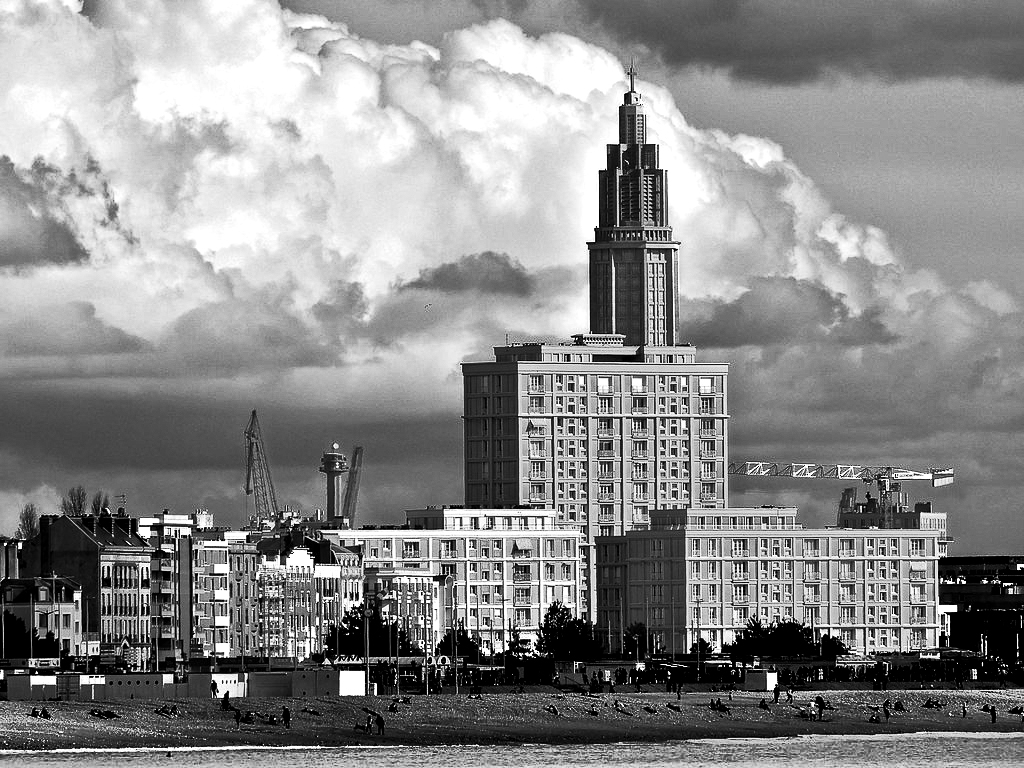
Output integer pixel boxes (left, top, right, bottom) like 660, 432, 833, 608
2, 688, 1023, 752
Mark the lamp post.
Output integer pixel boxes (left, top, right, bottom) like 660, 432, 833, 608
444, 575, 458, 695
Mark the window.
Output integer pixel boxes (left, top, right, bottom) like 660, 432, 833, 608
529, 396, 544, 412
631, 396, 648, 413
561, 564, 571, 580
597, 376, 612, 394
733, 584, 748, 603
910, 538, 927, 557
731, 539, 749, 558
631, 376, 646, 393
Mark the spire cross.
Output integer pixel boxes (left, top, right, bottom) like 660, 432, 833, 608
626, 58, 638, 92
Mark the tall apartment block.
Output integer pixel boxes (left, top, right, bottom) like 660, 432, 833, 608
462, 68, 728, 620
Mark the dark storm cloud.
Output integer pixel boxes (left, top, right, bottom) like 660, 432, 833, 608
0, 301, 150, 356
680, 277, 897, 348
574, 0, 1024, 83
0, 156, 88, 267
159, 299, 334, 373
399, 251, 537, 296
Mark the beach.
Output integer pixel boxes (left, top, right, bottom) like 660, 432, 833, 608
2, 686, 1024, 751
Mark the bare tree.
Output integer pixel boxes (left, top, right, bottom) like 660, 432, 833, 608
15, 502, 39, 539
60, 486, 87, 516
90, 491, 110, 515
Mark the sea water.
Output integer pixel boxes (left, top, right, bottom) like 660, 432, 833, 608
5, 734, 1024, 768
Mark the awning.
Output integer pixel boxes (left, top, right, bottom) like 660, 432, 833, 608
910, 561, 928, 571
513, 539, 533, 551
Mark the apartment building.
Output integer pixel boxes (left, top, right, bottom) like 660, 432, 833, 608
137, 511, 195, 669
344, 507, 585, 654
26, 513, 154, 669
596, 507, 942, 657
0, 575, 84, 659
255, 533, 362, 660
462, 73, 730, 622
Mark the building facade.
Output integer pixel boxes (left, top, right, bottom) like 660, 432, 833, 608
462, 72, 729, 620
0, 575, 84, 660
345, 507, 585, 654
596, 507, 943, 657
137, 511, 195, 669
26, 513, 155, 670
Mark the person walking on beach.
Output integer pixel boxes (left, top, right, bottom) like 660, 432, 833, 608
962, 702, 968, 719
375, 713, 385, 735
882, 700, 890, 723
991, 706, 997, 724
211, 680, 219, 699
235, 708, 241, 730
282, 706, 291, 729
773, 684, 780, 705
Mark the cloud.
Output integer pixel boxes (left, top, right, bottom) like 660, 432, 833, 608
0, 3, 1022, 553
680, 277, 897, 348
400, 251, 536, 296
0, 156, 89, 267
0, 301, 149, 356
572, 0, 1024, 84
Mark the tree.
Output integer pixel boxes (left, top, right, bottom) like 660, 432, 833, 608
434, 627, 481, 660
322, 603, 416, 660
15, 502, 39, 539
537, 601, 603, 661
690, 637, 714, 656
60, 486, 87, 516
723, 618, 822, 662
623, 621, 648, 659
90, 491, 110, 515
819, 634, 849, 660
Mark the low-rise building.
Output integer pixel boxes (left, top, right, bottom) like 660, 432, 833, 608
596, 507, 942, 657
0, 575, 83, 660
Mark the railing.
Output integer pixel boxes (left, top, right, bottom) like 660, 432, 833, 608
631, 407, 649, 414
597, 428, 616, 437
528, 493, 547, 502
597, 450, 616, 458
597, 492, 615, 501
803, 571, 821, 582
527, 384, 545, 394
631, 429, 649, 438
699, 429, 718, 437
528, 451, 548, 459
700, 493, 718, 502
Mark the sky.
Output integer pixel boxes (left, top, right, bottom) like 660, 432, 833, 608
1, 0, 1022, 554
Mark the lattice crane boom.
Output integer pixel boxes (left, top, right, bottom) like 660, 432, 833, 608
729, 461, 954, 529
245, 409, 279, 527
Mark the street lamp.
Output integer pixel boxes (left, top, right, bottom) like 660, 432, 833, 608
444, 575, 458, 695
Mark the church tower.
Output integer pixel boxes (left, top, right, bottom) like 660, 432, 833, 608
588, 62, 680, 347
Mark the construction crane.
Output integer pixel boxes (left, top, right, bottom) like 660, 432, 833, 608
341, 445, 364, 528
728, 461, 954, 529
245, 409, 279, 528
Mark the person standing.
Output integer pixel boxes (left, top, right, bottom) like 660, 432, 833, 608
235, 708, 241, 730
376, 713, 385, 735
210, 680, 219, 699
282, 706, 291, 729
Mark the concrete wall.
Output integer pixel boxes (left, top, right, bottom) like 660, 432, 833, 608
742, 669, 778, 692
101, 673, 177, 700
188, 672, 247, 700
291, 669, 365, 697
6, 674, 57, 701
5, 670, 366, 701
247, 672, 291, 698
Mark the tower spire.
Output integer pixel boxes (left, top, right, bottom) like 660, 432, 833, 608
587, 59, 680, 347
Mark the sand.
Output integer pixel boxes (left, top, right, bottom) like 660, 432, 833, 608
2, 687, 1023, 751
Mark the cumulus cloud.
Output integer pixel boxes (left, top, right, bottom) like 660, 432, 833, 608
0, 2, 1021, 552
400, 251, 536, 296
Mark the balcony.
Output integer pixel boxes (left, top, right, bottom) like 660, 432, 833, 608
527, 406, 545, 414
597, 428, 616, 438
513, 596, 532, 606
597, 471, 616, 480
528, 450, 548, 459
597, 492, 615, 501
840, 593, 857, 604
700, 493, 718, 502
527, 384, 545, 394
512, 573, 531, 583
528, 493, 547, 502
839, 549, 856, 558
803, 572, 821, 582
698, 407, 715, 415
698, 429, 718, 438
631, 407, 649, 415
528, 471, 547, 480
910, 616, 929, 625
597, 450, 616, 458
731, 572, 749, 581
